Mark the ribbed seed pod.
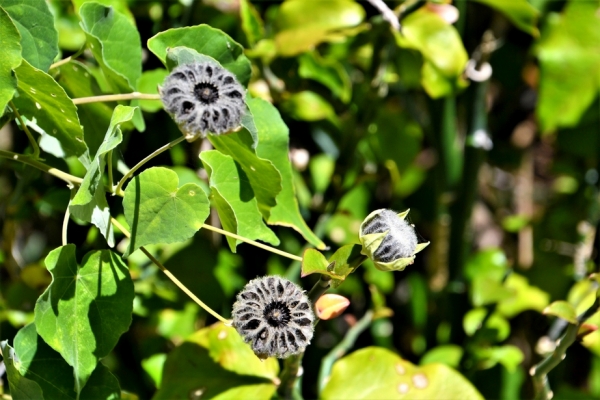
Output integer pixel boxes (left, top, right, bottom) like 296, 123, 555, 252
232, 276, 314, 359
159, 62, 246, 141
361, 209, 418, 262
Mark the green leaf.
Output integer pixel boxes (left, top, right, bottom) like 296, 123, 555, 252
243, 97, 326, 249
0, 0, 58, 72
56, 60, 115, 157
395, 8, 468, 98
70, 105, 136, 247
13, 59, 87, 158
137, 68, 168, 113
209, 130, 281, 220
142, 353, 166, 388
497, 274, 550, 318
309, 154, 336, 193
123, 167, 210, 256
473, 0, 539, 36
0, 6, 21, 116
79, 2, 144, 131
282, 91, 337, 123
275, 0, 365, 57
298, 52, 352, 103
420, 345, 463, 368
543, 300, 578, 324
463, 309, 511, 341
0, 340, 45, 400
302, 245, 364, 285
321, 347, 483, 399
301, 248, 331, 277
147, 25, 252, 86
240, 0, 264, 47
34, 245, 134, 394
474, 345, 524, 373
535, 1, 600, 133
200, 150, 279, 252
8, 323, 120, 399
72, 0, 135, 25
155, 322, 278, 399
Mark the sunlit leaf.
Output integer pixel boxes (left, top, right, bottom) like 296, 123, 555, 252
543, 300, 578, 324
395, 8, 468, 98
497, 274, 550, 318
282, 91, 337, 123
0, 0, 58, 72
0, 339, 44, 400
275, 0, 365, 57
321, 347, 483, 399
155, 323, 278, 399
70, 105, 135, 247
13, 59, 87, 159
34, 245, 134, 394
0, 6, 21, 115
123, 167, 210, 256
473, 0, 539, 36
473, 345, 524, 373
200, 150, 279, 251
420, 345, 463, 368
535, 1, 600, 132
147, 25, 252, 86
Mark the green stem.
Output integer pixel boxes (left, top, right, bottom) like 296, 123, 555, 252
72, 92, 161, 105
110, 217, 229, 324
0, 150, 82, 185
62, 204, 70, 246
532, 297, 600, 400
10, 101, 40, 159
107, 150, 114, 191
318, 311, 374, 393
49, 47, 85, 70
201, 223, 303, 262
114, 136, 185, 195
277, 353, 305, 400
307, 275, 332, 304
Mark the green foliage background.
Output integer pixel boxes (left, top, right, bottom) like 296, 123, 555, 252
0, 0, 599, 399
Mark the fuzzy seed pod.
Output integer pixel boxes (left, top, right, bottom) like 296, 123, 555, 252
359, 209, 429, 272
232, 276, 314, 359
159, 62, 246, 141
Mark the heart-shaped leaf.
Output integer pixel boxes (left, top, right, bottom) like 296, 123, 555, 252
0, 7, 21, 115
0, 0, 58, 72
321, 347, 483, 399
148, 25, 252, 86
5, 323, 120, 399
200, 150, 279, 252
79, 2, 144, 131
34, 245, 134, 394
123, 166, 210, 256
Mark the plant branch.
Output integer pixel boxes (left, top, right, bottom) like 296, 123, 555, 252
10, 101, 40, 159
72, 92, 161, 105
62, 205, 70, 246
366, 0, 401, 31
318, 310, 374, 392
531, 297, 600, 400
307, 275, 332, 304
110, 217, 229, 324
107, 150, 114, 191
277, 353, 304, 400
114, 136, 185, 195
0, 150, 83, 185
201, 223, 304, 262
49, 47, 85, 70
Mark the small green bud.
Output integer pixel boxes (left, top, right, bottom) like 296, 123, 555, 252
359, 209, 429, 272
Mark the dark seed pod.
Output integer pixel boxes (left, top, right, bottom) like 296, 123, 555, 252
361, 209, 418, 262
159, 62, 246, 141
232, 276, 315, 359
